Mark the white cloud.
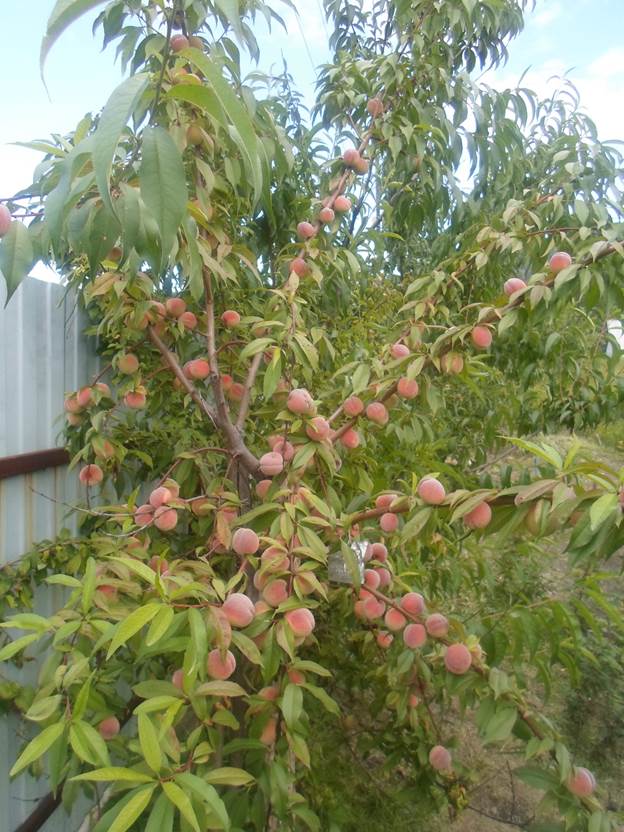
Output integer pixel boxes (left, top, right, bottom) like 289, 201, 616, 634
532, 2, 563, 28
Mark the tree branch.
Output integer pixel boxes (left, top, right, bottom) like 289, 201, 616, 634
236, 352, 263, 431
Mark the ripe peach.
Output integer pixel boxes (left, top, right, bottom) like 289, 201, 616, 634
364, 568, 381, 589
440, 352, 463, 375
285, 607, 315, 637
429, 745, 452, 771
370, 542, 388, 562
221, 309, 240, 328
154, 507, 178, 532
134, 504, 154, 526
263, 579, 289, 607
334, 195, 352, 213
418, 477, 445, 505
232, 527, 260, 555
566, 767, 596, 798
149, 486, 172, 508
397, 377, 419, 398
366, 402, 388, 425
287, 388, 314, 415
118, 353, 139, 374
504, 277, 527, 296
353, 155, 369, 175
549, 251, 572, 273
380, 512, 399, 533
259, 684, 280, 701
228, 382, 245, 401
444, 643, 472, 675
259, 451, 284, 476
151, 300, 167, 318
255, 600, 270, 615
172, 669, 185, 690
170, 34, 189, 52
94, 439, 115, 460
185, 358, 210, 380
425, 613, 449, 637
403, 623, 427, 648
318, 206, 335, 223
471, 326, 492, 349
408, 693, 419, 708
376, 567, 391, 588
179, 311, 197, 329
255, 479, 272, 499
391, 342, 410, 359
0, 205, 12, 237
98, 716, 120, 740
353, 600, 367, 619
260, 716, 278, 745
385, 608, 407, 631
290, 257, 309, 276
166, 297, 186, 318
374, 494, 395, 510
206, 648, 236, 680
343, 149, 360, 167
362, 596, 386, 619
64, 395, 82, 414
297, 221, 316, 240
464, 502, 492, 529
76, 387, 94, 408
376, 630, 393, 648
222, 593, 255, 628
367, 97, 384, 117
344, 395, 364, 416
79, 464, 103, 486
340, 428, 360, 449
125, 390, 146, 409
401, 592, 425, 615
306, 416, 331, 441
288, 668, 306, 685
66, 412, 83, 426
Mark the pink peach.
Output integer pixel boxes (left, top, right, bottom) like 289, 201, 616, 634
206, 649, 236, 680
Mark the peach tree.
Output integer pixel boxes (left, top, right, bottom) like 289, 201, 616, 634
1, 0, 623, 830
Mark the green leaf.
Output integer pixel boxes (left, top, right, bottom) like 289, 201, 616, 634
339, 540, 362, 588
204, 766, 255, 786
589, 493, 619, 531
69, 721, 110, 767
482, 705, 517, 744
0, 632, 39, 661
145, 792, 174, 832
1, 221, 34, 306
108, 785, 156, 832
140, 126, 188, 269
162, 781, 200, 832
82, 557, 97, 615
93, 73, 150, 215
301, 683, 340, 716
106, 603, 161, 658
172, 49, 263, 203
195, 680, 247, 697
25, 695, 63, 722
72, 767, 154, 783
40, 0, 108, 73
145, 606, 174, 647
281, 683, 303, 728
10, 722, 65, 776
138, 713, 162, 774
175, 772, 230, 830
514, 765, 559, 791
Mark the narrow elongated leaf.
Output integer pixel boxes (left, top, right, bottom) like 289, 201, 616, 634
70, 721, 110, 766
108, 785, 156, 832
10, 722, 65, 776
1, 221, 34, 306
204, 766, 255, 786
93, 73, 150, 215
0, 632, 39, 661
145, 792, 174, 832
281, 683, 303, 727
107, 603, 161, 658
72, 767, 154, 783
40, 0, 108, 72
140, 126, 188, 269
174, 772, 230, 830
162, 781, 200, 832
138, 713, 162, 773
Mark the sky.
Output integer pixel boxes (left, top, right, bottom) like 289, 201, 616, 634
0, 0, 623, 281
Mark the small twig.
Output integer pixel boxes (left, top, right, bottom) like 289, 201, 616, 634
236, 352, 263, 431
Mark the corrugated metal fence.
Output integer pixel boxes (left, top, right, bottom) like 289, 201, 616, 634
0, 277, 99, 832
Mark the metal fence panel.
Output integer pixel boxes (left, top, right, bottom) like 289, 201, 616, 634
0, 277, 100, 832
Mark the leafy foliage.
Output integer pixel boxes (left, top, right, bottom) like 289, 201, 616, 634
1, 1, 624, 831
